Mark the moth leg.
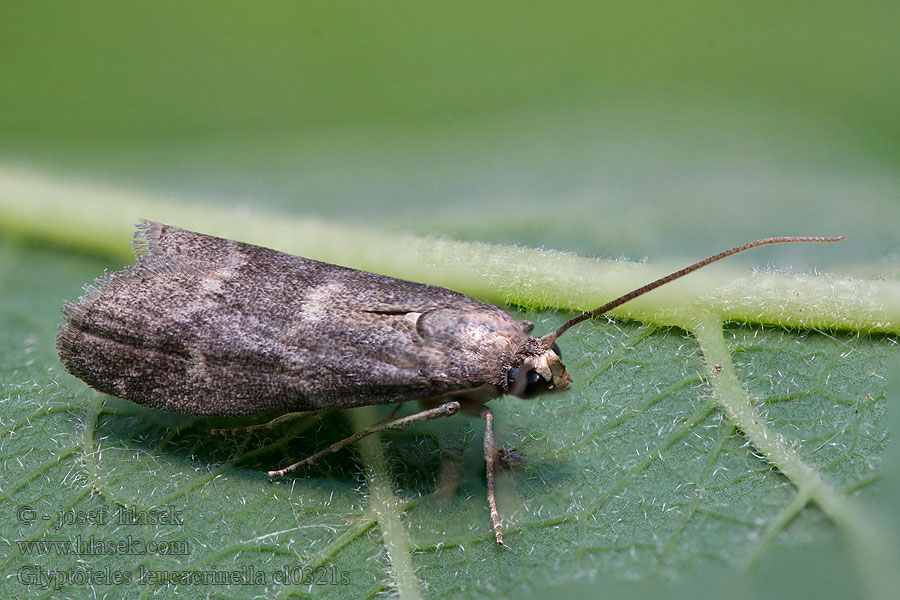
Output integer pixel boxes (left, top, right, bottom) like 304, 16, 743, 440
210, 410, 317, 436
481, 405, 504, 546
268, 401, 461, 478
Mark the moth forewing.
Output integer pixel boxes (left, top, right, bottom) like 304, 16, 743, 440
57, 221, 529, 416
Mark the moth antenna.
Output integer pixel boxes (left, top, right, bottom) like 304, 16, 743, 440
541, 236, 845, 344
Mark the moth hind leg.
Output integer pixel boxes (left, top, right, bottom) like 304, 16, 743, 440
210, 410, 319, 436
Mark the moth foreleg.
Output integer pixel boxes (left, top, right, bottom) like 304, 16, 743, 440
480, 405, 504, 546
267, 401, 461, 478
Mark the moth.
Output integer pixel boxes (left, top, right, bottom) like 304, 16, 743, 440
57, 221, 843, 545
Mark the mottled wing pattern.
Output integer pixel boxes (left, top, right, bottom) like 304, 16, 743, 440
57, 222, 529, 415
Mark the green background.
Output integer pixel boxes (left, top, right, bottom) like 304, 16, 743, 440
1, 2, 898, 599
3, 1, 899, 260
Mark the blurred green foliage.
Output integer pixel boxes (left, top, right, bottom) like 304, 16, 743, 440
3, 2, 899, 260
2, 2, 899, 258
2, 2, 898, 149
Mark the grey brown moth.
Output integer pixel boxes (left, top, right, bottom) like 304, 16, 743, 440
57, 221, 843, 545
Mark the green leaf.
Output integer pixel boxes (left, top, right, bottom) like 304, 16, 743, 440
1, 183, 897, 598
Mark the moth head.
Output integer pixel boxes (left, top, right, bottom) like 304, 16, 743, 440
506, 341, 572, 399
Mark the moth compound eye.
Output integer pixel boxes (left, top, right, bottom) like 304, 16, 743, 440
506, 367, 551, 399
506, 367, 519, 389
550, 342, 561, 358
